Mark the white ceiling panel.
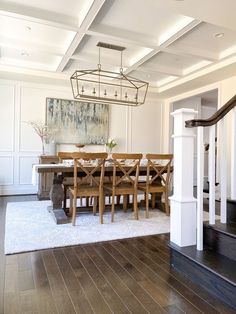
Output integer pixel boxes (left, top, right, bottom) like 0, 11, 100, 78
0, 15, 75, 50
169, 22, 236, 56
130, 70, 171, 86
143, 51, 203, 74
1, 0, 87, 20
91, 0, 190, 43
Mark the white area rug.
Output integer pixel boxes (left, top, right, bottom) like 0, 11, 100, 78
5, 201, 171, 254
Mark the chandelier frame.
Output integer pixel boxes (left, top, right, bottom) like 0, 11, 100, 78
70, 42, 149, 107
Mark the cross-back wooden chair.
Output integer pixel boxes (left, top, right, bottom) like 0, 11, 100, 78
57, 151, 74, 210
104, 153, 143, 222
69, 152, 108, 226
139, 154, 173, 217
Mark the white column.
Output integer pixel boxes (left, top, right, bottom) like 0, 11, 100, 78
231, 107, 236, 199
208, 125, 216, 225
197, 127, 204, 250
170, 108, 197, 247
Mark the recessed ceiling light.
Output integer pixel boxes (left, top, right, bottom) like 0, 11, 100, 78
214, 32, 224, 38
26, 26, 31, 31
21, 51, 29, 57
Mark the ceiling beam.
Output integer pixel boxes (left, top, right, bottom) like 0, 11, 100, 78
0, 3, 78, 31
86, 26, 157, 49
56, 0, 107, 73
123, 20, 202, 76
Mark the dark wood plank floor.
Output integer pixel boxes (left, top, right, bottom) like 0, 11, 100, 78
0, 195, 235, 314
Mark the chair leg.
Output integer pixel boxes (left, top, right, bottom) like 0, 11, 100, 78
86, 196, 89, 208
151, 193, 156, 209
133, 192, 138, 220
164, 191, 170, 215
69, 191, 73, 217
111, 192, 115, 222
72, 192, 76, 226
63, 185, 67, 210
99, 194, 103, 224
145, 191, 149, 218
93, 197, 97, 215
117, 195, 121, 205
123, 195, 128, 212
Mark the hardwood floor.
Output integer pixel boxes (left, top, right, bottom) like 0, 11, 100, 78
0, 195, 235, 313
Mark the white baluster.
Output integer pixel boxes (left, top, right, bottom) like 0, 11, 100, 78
208, 125, 215, 225
197, 127, 204, 251
231, 107, 236, 199
220, 117, 227, 223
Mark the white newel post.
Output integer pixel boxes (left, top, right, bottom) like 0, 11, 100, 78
170, 108, 197, 247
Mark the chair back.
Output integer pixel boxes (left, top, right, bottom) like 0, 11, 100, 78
146, 154, 173, 188
72, 152, 108, 189
111, 153, 143, 188
57, 151, 73, 162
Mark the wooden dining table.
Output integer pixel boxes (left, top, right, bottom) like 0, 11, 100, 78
33, 163, 171, 224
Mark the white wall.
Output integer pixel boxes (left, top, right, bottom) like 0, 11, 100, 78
0, 79, 163, 195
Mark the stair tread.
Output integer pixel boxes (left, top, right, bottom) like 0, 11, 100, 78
170, 242, 236, 286
205, 220, 236, 238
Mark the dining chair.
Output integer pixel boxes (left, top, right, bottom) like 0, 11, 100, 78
139, 154, 173, 217
69, 152, 108, 226
57, 151, 74, 210
104, 153, 143, 222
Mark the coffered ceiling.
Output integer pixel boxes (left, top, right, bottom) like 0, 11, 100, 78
1, 0, 236, 97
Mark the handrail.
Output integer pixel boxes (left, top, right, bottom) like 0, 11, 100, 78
185, 94, 236, 128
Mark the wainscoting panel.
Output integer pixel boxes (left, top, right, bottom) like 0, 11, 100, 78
0, 84, 15, 152
0, 156, 14, 185
19, 156, 39, 185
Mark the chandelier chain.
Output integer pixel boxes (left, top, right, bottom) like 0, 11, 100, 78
98, 46, 101, 70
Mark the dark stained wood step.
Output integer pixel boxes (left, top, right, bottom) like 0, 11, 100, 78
204, 221, 236, 261
170, 242, 236, 310
226, 198, 236, 223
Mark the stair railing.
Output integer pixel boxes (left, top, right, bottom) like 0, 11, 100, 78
170, 95, 236, 250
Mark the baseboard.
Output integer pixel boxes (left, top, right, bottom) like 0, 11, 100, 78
0, 186, 37, 196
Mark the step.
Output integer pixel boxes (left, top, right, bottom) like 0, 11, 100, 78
170, 242, 236, 310
204, 221, 236, 261
227, 198, 236, 223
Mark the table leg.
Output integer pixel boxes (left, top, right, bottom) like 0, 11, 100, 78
48, 174, 70, 224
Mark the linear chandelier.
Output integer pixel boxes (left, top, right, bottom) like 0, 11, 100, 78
70, 42, 149, 106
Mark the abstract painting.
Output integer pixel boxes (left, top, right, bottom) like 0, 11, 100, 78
46, 98, 109, 144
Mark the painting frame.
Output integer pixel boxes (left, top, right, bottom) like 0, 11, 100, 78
45, 97, 109, 145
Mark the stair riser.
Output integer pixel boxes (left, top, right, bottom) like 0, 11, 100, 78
204, 226, 236, 261
170, 249, 236, 310
227, 200, 236, 223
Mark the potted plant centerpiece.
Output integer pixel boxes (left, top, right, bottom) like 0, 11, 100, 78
106, 138, 117, 157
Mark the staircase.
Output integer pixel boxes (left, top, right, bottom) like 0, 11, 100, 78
170, 208, 236, 309
169, 96, 236, 310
